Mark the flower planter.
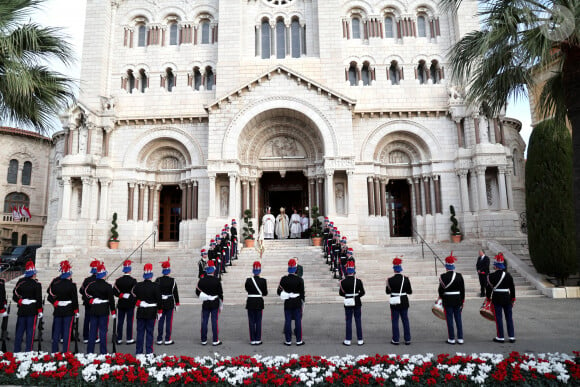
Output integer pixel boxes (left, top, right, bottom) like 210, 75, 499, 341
451, 234, 461, 243
109, 241, 119, 249
311, 237, 322, 247
244, 239, 255, 248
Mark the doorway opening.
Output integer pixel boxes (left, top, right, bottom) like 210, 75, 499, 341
386, 179, 412, 237
158, 185, 181, 242
259, 171, 308, 229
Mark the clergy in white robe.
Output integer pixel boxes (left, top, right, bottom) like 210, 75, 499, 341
275, 208, 290, 239
289, 210, 302, 239
262, 208, 275, 239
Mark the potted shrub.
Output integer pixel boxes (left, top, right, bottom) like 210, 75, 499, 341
310, 206, 323, 247
109, 212, 120, 249
242, 209, 255, 248
449, 205, 461, 243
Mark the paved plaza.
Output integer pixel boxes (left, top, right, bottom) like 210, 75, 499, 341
10, 297, 578, 357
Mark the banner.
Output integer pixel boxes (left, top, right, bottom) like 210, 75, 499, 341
12, 207, 20, 222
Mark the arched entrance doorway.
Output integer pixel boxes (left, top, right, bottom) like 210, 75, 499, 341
260, 171, 308, 222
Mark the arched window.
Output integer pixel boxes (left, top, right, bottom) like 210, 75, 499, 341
127, 70, 135, 93
7, 159, 17, 184
204, 67, 214, 90
348, 62, 358, 86
166, 68, 175, 92
276, 19, 286, 59
352, 17, 361, 39
11, 232, 17, 246
21, 161, 31, 185
417, 60, 428, 84
201, 21, 210, 44
361, 62, 371, 86
384, 16, 395, 38
21, 234, 27, 245
4, 192, 29, 213
169, 23, 179, 45
417, 15, 428, 38
430, 60, 441, 83
137, 24, 147, 47
291, 18, 301, 58
139, 69, 148, 93
193, 67, 202, 90
261, 19, 271, 59
389, 61, 401, 85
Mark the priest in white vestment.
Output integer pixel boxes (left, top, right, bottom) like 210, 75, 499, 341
262, 207, 275, 239
275, 207, 289, 239
289, 209, 302, 239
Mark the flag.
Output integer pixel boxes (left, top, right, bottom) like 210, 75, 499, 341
21, 205, 31, 219
12, 207, 20, 222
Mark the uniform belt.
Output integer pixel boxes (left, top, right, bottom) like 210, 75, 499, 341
139, 301, 157, 308
494, 289, 509, 292
444, 291, 460, 295
391, 293, 406, 296
287, 292, 299, 298
161, 295, 173, 300
345, 293, 359, 297
247, 295, 262, 298
91, 298, 108, 304
21, 299, 36, 305
57, 300, 73, 306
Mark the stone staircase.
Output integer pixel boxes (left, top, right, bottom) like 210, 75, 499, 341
4, 239, 543, 306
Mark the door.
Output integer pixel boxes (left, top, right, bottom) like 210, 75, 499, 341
158, 185, 181, 241
386, 179, 412, 237
259, 171, 308, 225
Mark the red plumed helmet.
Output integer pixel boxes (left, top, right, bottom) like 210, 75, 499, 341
143, 263, 153, 273
161, 257, 171, 269
494, 252, 505, 263
96, 262, 106, 273
207, 260, 215, 267
392, 257, 403, 266
89, 259, 100, 268
288, 258, 297, 268
123, 259, 132, 267
253, 261, 261, 270
445, 252, 457, 264
346, 260, 355, 269
25, 261, 36, 271
59, 260, 72, 273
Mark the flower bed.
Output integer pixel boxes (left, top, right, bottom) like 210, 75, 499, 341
0, 350, 577, 386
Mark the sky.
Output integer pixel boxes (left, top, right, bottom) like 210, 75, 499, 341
31, 0, 533, 149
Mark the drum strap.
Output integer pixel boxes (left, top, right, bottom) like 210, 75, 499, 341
491, 272, 506, 297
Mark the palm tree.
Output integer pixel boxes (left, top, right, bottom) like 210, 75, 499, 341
0, 0, 76, 134
443, 0, 580, 264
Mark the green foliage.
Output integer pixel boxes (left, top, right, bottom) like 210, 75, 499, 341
310, 206, 323, 238
526, 119, 576, 284
242, 209, 254, 240
110, 212, 119, 241
449, 205, 461, 235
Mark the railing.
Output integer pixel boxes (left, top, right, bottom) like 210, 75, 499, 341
412, 228, 445, 276
106, 230, 156, 280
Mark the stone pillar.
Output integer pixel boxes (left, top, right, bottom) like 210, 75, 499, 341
413, 178, 422, 216
208, 174, 216, 217
458, 170, 470, 213
241, 180, 248, 212
99, 178, 110, 221
469, 170, 479, 211
317, 178, 324, 215
433, 175, 442, 214
128, 183, 135, 220
186, 182, 192, 220
103, 128, 111, 157
325, 170, 335, 217
347, 171, 355, 215
179, 183, 186, 221
498, 167, 508, 210
476, 166, 488, 211
373, 177, 381, 216
62, 177, 72, 219
192, 181, 198, 219
250, 180, 256, 218
506, 168, 514, 210
80, 177, 92, 219
309, 178, 315, 212
148, 184, 155, 221
137, 183, 144, 221
473, 114, 481, 145
229, 173, 236, 219
367, 177, 375, 215
423, 176, 432, 215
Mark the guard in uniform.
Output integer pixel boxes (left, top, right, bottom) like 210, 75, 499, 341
220, 229, 230, 269
79, 259, 100, 343
196, 261, 223, 346
339, 261, 365, 346
132, 263, 162, 354
198, 249, 208, 278
322, 217, 330, 254
0, 275, 6, 321
277, 258, 305, 346
113, 259, 137, 344
245, 261, 268, 345
386, 257, 413, 345
47, 260, 79, 353
331, 232, 342, 277
338, 237, 348, 280
476, 250, 490, 297
155, 258, 179, 345
84, 262, 116, 354
486, 253, 516, 343
438, 253, 465, 345
13, 261, 42, 352
230, 219, 238, 261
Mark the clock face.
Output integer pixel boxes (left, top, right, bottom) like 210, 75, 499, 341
264, 0, 294, 5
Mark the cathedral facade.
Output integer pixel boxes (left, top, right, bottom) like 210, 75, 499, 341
41, 0, 527, 258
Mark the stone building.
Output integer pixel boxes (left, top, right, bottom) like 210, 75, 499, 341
41, 0, 527, 259
0, 127, 51, 251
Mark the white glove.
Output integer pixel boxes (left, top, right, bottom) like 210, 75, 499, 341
75, 313, 80, 319
156, 313, 162, 321
91, 298, 108, 305
37, 312, 43, 318
1, 311, 7, 317
21, 299, 36, 305
112, 313, 117, 320
58, 300, 72, 306
175, 306, 179, 312
122, 293, 130, 299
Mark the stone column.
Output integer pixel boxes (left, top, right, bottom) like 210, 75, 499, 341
469, 170, 479, 211
98, 178, 110, 221
192, 181, 198, 219
423, 176, 432, 215
498, 167, 508, 210
317, 178, 325, 215
458, 170, 470, 213
309, 178, 315, 212
128, 183, 135, 220
367, 177, 375, 215
325, 170, 335, 217
373, 177, 381, 216
473, 114, 481, 145
476, 166, 488, 211
80, 177, 93, 219
229, 173, 236, 219
103, 128, 112, 157
347, 171, 355, 215
148, 184, 155, 221
62, 177, 72, 219
208, 174, 216, 217
137, 183, 144, 221
506, 168, 514, 210
186, 182, 192, 220
250, 180, 257, 218
433, 175, 442, 214
413, 178, 422, 216
179, 183, 186, 220
241, 180, 248, 212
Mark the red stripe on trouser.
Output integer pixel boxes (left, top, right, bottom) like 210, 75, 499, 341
66, 317, 74, 352
216, 309, 219, 341
168, 309, 173, 340
30, 315, 38, 350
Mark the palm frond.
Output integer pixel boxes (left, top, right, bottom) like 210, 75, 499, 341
537, 66, 568, 123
